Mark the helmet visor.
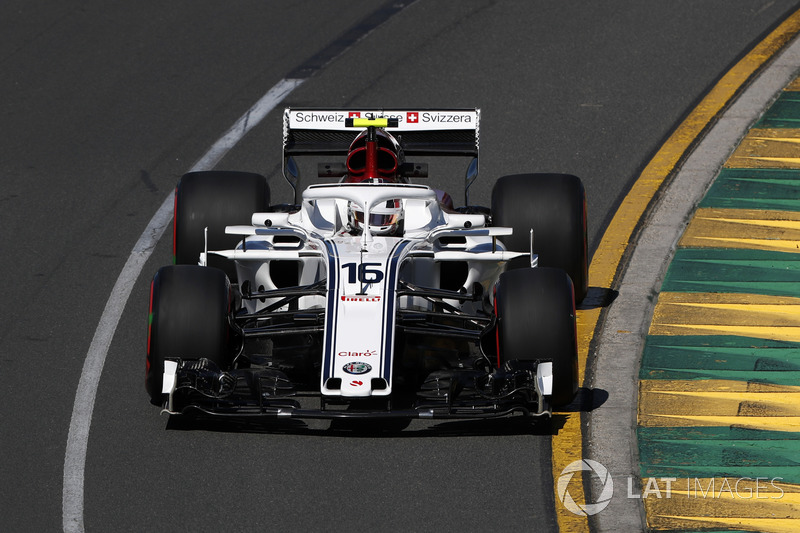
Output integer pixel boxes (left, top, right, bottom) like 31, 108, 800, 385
355, 211, 401, 227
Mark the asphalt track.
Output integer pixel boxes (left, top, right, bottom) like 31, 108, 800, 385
2, 2, 799, 532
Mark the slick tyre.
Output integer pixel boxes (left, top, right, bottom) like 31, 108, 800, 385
494, 267, 578, 407
174, 170, 270, 282
146, 265, 233, 405
491, 173, 588, 303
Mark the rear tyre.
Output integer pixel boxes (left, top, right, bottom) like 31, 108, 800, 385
174, 170, 270, 282
491, 173, 588, 302
494, 267, 578, 407
146, 265, 233, 405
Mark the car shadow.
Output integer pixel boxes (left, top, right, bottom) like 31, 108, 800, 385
165, 412, 556, 437
558, 386, 609, 413
164, 386, 608, 438
579, 286, 618, 310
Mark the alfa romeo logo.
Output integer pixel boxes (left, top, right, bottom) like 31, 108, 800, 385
342, 362, 372, 375
557, 459, 613, 516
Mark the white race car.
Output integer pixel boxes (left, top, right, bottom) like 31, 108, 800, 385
146, 109, 587, 420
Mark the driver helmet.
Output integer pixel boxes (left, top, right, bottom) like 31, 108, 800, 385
348, 199, 404, 236
345, 129, 404, 182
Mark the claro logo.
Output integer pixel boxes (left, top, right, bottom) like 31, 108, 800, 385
338, 350, 377, 357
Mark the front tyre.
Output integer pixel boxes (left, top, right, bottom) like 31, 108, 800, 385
494, 267, 578, 407
146, 265, 234, 405
491, 173, 588, 303
174, 170, 270, 282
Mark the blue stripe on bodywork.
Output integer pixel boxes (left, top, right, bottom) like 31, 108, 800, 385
322, 240, 340, 381
381, 240, 410, 383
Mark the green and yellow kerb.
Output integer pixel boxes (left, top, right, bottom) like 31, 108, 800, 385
639, 75, 800, 532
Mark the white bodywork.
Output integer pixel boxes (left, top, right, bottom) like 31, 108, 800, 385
203, 183, 528, 398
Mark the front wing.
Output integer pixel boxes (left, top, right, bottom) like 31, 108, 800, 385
159, 358, 554, 420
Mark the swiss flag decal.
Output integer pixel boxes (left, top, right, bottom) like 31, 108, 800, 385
349, 112, 361, 118
407, 112, 419, 123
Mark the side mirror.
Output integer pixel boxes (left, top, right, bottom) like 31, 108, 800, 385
318, 162, 348, 178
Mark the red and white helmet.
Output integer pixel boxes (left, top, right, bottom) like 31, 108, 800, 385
348, 199, 404, 236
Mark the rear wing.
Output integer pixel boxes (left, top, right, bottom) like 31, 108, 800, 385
282, 108, 480, 204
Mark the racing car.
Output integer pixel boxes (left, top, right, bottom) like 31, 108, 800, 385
146, 108, 587, 421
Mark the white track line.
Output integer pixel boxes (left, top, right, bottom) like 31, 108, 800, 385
62, 78, 304, 533
191, 78, 304, 171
